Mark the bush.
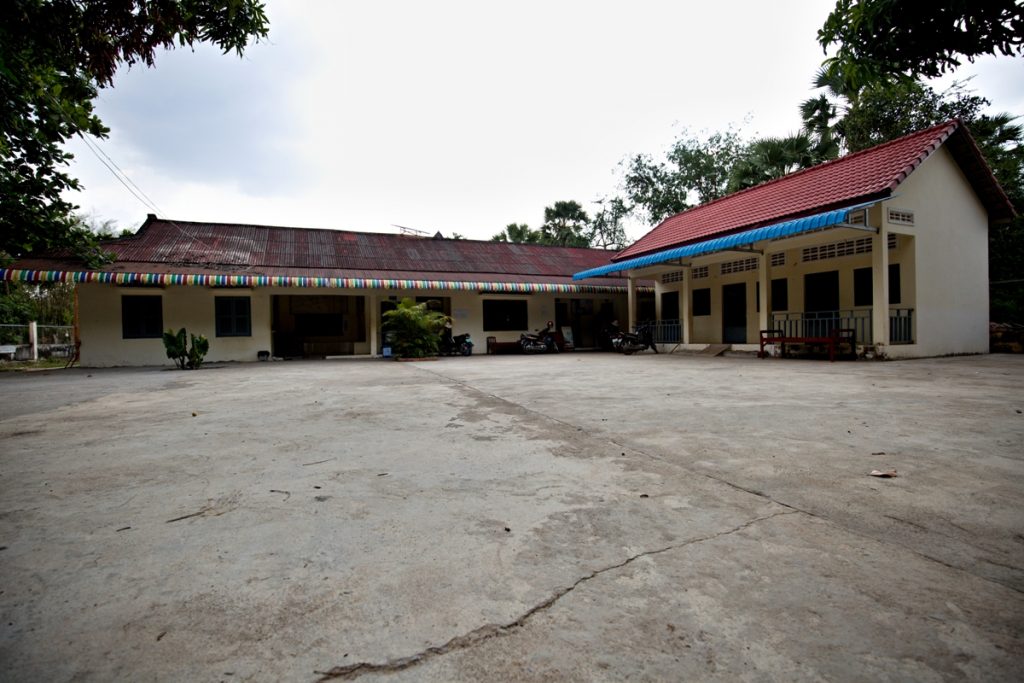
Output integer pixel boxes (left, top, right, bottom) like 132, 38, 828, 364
162, 327, 209, 369
382, 298, 449, 358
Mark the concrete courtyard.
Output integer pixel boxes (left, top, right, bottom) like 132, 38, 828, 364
1, 353, 1022, 681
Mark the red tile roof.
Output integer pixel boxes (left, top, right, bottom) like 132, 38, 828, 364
21, 219, 630, 287
615, 120, 1015, 261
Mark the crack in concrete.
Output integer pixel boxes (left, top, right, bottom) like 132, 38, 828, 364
314, 510, 796, 681
416, 366, 1024, 596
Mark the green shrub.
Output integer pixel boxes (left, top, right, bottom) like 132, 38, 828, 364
162, 327, 209, 369
382, 298, 449, 358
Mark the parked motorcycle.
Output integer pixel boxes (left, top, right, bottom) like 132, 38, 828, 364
439, 326, 473, 356
520, 321, 560, 354
606, 321, 658, 355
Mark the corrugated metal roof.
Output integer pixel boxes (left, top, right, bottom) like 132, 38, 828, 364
14, 221, 633, 288
615, 120, 1015, 262
108, 220, 621, 277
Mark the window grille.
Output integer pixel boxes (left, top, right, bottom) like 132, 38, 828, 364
692, 265, 709, 279
769, 252, 785, 267
661, 270, 685, 284
801, 237, 874, 262
720, 257, 759, 275
888, 208, 914, 226
888, 233, 897, 249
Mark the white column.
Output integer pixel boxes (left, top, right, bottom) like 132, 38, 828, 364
28, 321, 38, 361
627, 275, 637, 330
367, 294, 379, 357
757, 254, 769, 334
871, 227, 890, 350
681, 272, 691, 344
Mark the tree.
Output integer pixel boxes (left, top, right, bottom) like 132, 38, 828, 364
0, 213, 126, 331
621, 127, 747, 225
539, 201, 591, 248
842, 80, 989, 152
972, 114, 1024, 323
0, 0, 269, 265
492, 223, 540, 244
728, 133, 819, 192
818, 0, 1024, 86
382, 298, 449, 358
799, 66, 857, 159
587, 197, 630, 250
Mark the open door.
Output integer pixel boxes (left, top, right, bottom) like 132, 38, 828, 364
722, 283, 746, 344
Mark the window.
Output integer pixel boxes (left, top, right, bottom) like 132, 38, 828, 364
122, 295, 162, 339
692, 265, 709, 279
483, 299, 528, 331
216, 296, 252, 337
661, 270, 685, 284
889, 264, 901, 304
771, 278, 788, 312
692, 288, 711, 316
853, 268, 873, 307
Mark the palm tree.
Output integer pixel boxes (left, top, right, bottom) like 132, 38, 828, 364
728, 133, 818, 192
799, 66, 863, 159
540, 201, 591, 248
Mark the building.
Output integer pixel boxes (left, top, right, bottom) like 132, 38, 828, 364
2, 221, 641, 366
574, 120, 1016, 358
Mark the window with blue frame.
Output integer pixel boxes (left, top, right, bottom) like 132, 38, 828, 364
215, 296, 252, 337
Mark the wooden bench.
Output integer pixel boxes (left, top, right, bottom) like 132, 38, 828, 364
759, 328, 856, 362
486, 337, 521, 354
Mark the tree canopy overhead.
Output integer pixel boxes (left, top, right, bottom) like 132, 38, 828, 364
818, 0, 1024, 85
0, 0, 269, 264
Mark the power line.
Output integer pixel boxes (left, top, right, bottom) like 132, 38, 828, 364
37, 89, 224, 255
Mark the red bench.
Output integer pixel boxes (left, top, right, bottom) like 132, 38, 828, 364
759, 328, 856, 362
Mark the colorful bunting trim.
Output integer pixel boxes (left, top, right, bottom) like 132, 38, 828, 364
0, 268, 647, 294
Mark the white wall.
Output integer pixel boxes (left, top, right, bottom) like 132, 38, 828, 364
77, 284, 628, 366
883, 145, 990, 357
78, 284, 274, 367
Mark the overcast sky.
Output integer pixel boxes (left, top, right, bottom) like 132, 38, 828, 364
64, 0, 1024, 243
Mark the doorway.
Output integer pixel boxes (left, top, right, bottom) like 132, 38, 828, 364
661, 291, 680, 320
804, 270, 840, 312
272, 295, 365, 358
722, 283, 746, 344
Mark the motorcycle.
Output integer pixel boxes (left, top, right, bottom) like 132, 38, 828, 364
439, 326, 473, 356
606, 321, 658, 355
520, 321, 560, 354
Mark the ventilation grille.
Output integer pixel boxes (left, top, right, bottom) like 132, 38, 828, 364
720, 257, 759, 275
848, 209, 867, 225
661, 270, 685, 284
888, 208, 914, 226
692, 265, 709, 279
800, 234, 898, 262
802, 237, 873, 262
770, 252, 785, 267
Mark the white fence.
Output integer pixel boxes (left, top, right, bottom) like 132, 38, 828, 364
0, 323, 75, 361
